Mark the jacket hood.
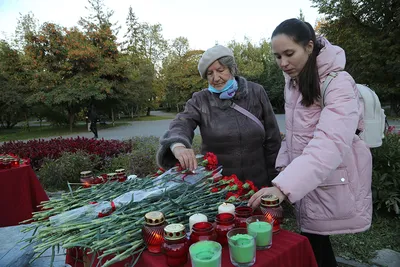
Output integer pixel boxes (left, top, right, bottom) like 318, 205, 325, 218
317, 37, 346, 78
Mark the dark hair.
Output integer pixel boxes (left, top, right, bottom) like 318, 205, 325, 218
272, 18, 324, 107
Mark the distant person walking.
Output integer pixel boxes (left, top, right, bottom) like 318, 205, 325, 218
85, 116, 91, 132
87, 106, 99, 139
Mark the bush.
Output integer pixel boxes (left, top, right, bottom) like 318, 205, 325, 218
371, 132, 400, 215
102, 153, 135, 175
38, 151, 101, 191
0, 137, 132, 170
129, 136, 160, 177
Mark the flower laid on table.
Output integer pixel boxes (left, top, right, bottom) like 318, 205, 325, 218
209, 175, 259, 203
199, 152, 219, 170
173, 152, 219, 174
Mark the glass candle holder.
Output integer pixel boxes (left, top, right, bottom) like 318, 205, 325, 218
227, 228, 256, 267
189, 241, 222, 267
190, 222, 217, 244
10, 157, 20, 168
142, 211, 167, 254
93, 175, 104, 184
260, 194, 284, 233
0, 158, 5, 170
246, 215, 273, 250
107, 172, 118, 181
215, 213, 235, 246
80, 171, 94, 188
3, 158, 11, 169
162, 223, 189, 267
115, 168, 127, 182
234, 206, 253, 228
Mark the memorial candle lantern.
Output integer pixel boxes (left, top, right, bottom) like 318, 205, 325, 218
3, 158, 11, 169
107, 172, 118, 181
0, 157, 5, 170
142, 211, 166, 254
80, 171, 94, 187
162, 223, 189, 267
115, 168, 127, 182
260, 194, 284, 233
10, 157, 20, 168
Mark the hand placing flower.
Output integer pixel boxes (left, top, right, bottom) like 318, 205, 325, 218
247, 186, 286, 209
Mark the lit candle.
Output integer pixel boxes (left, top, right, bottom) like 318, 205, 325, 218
189, 213, 208, 233
218, 203, 235, 215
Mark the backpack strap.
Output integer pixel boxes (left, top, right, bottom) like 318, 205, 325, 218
231, 103, 264, 131
320, 72, 339, 107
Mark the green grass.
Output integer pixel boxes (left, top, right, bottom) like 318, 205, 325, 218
0, 122, 128, 142
281, 204, 400, 264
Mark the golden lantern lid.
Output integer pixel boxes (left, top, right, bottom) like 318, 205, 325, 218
261, 194, 280, 207
80, 171, 92, 177
115, 169, 125, 173
144, 211, 165, 225
164, 223, 186, 240
107, 173, 117, 177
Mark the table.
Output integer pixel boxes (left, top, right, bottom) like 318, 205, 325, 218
0, 165, 49, 227
66, 230, 317, 267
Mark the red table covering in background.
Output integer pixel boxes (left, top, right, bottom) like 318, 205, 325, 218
66, 230, 317, 267
0, 165, 49, 227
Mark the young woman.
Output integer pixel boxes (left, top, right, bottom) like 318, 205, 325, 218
249, 19, 372, 267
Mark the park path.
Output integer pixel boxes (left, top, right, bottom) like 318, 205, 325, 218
28, 111, 287, 141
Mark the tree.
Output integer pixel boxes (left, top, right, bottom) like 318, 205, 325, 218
0, 41, 29, 128
123, 7, 142, 52
228, 38, 285, 112
298, 9, 306, 21
161, 49, 205, 112
170, 37, 189, 58
312, 0, 400, 115
13, 12, 39, 50
139, 23, 168, 66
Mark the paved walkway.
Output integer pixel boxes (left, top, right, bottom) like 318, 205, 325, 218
4, 111, 399, 142
19, 111, 286, 141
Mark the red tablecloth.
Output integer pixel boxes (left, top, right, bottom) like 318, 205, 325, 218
66, 230, 317, 267
0, 165, 49, 227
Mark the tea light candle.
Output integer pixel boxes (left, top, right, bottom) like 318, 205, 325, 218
189, 213, 208, 233
229, 234, 256, 264
247, 221, 272, 247
218, 203, 235, 215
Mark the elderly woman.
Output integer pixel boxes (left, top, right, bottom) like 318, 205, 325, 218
156, 45, 281, 188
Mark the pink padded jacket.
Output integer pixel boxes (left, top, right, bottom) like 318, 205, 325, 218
273, 38, 372, 235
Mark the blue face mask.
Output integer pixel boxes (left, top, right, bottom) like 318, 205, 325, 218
208, 79, 237, 93
208, 79, 239, 99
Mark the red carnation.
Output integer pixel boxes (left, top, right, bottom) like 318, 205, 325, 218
210, 187, 219, 193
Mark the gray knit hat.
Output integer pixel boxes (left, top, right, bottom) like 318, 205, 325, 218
198, 45, 234, 79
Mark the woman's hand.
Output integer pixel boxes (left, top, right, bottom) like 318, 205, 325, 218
172, 146, 198, 171
248, 186, 286, 209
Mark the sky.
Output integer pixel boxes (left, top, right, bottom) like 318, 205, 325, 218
0, 0, 321, 50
